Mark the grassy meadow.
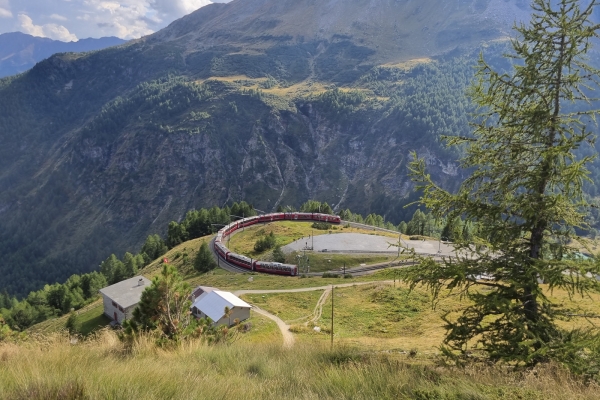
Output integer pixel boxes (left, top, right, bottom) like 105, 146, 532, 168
2, 330, 600, 400
225, 221, 400, 257
13, 227, 600, 399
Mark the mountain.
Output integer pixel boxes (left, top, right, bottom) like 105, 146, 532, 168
154, 0, 532, 63
0, 32, 126, 78
0, 0, 580, 297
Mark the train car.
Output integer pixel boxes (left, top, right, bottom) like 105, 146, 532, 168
227, 253, 254, 270
214, 241, 229, 259
284, 212, 313, 221
313, 213, 342, 224
240, 216, 260, 228
258, 213, 286, 223
254, 261, 298, 276
223, 222, 238, 237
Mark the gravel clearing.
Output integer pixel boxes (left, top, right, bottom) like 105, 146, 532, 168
282, 233, 456, 257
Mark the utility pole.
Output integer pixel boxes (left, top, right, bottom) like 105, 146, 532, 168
331, 285, 334, 350
304, 249, 308, 274
312, 229, 314, 250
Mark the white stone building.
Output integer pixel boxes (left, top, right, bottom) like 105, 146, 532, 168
99, 276, 152, 324
191, 290, 251, 327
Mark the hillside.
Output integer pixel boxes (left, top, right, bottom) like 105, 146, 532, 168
0, 32, 126, 78
2, 0, 599, 297
11, 239, 600, 399
3, 336, 599, 399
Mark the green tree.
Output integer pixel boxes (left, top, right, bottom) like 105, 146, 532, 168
80, 272, 107, 299
272, 245, 286, 263
7, 302, 40, 330
194, 242, 217, 273
123, 252, 142, 278
46, 284, 71, 314
442, 216, 463, 242
130, 264, 192, 341
406, 210, 426, 236
140, 234, 168, 265
300, 200, 333, 214
167, 221, 188, 249
405, 0, 600, 366
65, 312, 81, 335
254, 232, 276, 252
100, 254, 125, 284
398, 221, 408, 234
0, 314, 14, 341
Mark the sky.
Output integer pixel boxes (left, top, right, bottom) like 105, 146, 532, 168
0, 0, 231, 41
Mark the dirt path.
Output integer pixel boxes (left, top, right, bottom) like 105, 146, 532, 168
234, 281, 391, 347
250, 305, 295, 348
308, 287, 331, 326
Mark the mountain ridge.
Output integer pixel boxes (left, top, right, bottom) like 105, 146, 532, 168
0, 32, 126, 78
151, 0, 532, 64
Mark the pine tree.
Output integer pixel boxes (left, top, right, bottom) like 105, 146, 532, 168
194, 242, 217, 273
140, 234, 168, 265
130, 264, 192, 341
405, 0, 600, 365
100, 254, 125, 284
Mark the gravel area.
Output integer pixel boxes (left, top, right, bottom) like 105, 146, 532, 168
282, 233, 456, 256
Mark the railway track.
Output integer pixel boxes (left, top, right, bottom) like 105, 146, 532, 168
209, 238, 252, 274
209, 218, 448, 277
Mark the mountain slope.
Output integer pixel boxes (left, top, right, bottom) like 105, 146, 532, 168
0, 0, 547, 296
155, 0, 531, 63
0, 32, 126, 78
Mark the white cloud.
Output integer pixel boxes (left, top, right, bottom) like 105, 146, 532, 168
2, 0, 232, 40
43, 23, 78, 41
18, 13, 78, 41
0, 0, 11, 18
0, 7, 12, 18
18, 14, 44, 37
150, 0, 212, 17
49, 13, 67, 21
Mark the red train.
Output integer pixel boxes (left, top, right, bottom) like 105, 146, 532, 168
213, 212, 341, 276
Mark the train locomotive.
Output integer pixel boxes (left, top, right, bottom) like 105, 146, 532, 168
213, 212, 341, 276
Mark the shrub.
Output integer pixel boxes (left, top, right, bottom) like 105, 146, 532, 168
312, 222, 333, 230
65, 313, 81, 335
254, 232, 276, 252
272, 245, 286, 263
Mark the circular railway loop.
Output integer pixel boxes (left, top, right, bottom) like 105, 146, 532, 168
211, 213, 456, 277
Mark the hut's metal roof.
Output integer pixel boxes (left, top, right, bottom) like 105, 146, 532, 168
99, 276, 152, 309
192, 290, 251, 322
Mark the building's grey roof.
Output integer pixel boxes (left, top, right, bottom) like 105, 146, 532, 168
191, 286, 217, 302
99, 276, 152, 309
192, 290, 251, 322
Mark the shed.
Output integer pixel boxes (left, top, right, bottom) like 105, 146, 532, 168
191, 290, 251, 327
99, 276, 151, 324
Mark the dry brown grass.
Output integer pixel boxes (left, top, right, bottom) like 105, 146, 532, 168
2, 329, 600, 400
